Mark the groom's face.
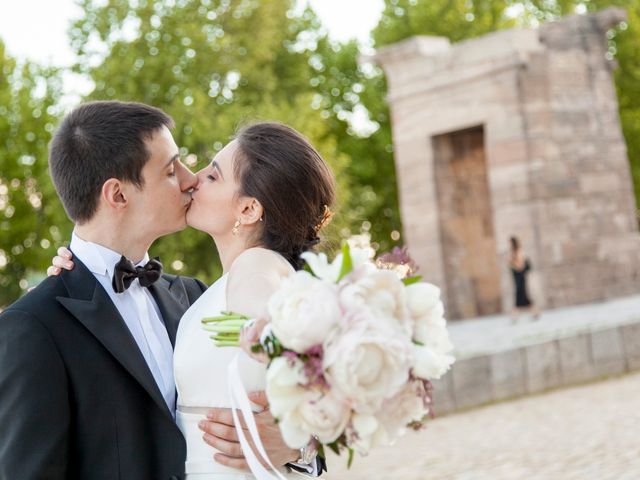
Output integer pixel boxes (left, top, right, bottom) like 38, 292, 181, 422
125, 126, 197, 238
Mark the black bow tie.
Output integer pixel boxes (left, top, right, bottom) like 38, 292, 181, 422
112, 256, 163, 293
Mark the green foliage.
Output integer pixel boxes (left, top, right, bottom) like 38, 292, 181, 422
310, 37, 402, 252
0, 40, 67, 306
3, 0, 640, 307
69, 0, 352, 285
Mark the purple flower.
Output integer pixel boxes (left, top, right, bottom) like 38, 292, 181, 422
375, 246, 419, 279
300, 345, 330, 391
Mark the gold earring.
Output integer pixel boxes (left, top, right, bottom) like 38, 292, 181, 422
232, 220, 240, 236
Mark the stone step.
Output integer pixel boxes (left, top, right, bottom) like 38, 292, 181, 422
433, 294, 640, 414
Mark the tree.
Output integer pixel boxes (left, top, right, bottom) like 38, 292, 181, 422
0, 40, 65, 306
69, 0, 351, 285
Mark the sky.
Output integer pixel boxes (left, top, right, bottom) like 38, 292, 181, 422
0, 0, 384, 67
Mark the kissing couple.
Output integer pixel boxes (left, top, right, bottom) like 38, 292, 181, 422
0, 100, 335, 479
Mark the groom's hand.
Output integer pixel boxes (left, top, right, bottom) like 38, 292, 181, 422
199, 391, 298, 471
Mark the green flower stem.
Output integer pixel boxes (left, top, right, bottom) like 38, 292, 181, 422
211, 338, 240, 347
203, 325, 244, 333
206, 332, 241, 339
202, 312, 251, 323
202, 317, 248, 325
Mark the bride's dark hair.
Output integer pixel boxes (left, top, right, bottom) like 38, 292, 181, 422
233, 122, 336, 269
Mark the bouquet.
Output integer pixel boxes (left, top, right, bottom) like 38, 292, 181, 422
203, 243, 455, 467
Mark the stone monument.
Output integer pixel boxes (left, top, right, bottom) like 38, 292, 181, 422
374, 8, 640, 320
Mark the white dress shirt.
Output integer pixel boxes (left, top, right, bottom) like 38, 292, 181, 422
70, 232, 176, 415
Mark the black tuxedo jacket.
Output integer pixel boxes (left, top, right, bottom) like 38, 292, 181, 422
0, 258, 207, 480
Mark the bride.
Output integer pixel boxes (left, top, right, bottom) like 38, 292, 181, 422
52, 122, 336, 479
175, 121, 335, 479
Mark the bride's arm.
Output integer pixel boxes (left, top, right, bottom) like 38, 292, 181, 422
226, 248, 292, 359
208, 249, 303, 470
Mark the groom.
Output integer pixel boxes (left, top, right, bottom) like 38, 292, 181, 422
0, 101, 308, 479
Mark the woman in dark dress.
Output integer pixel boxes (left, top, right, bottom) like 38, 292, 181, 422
509, 236, 540, 323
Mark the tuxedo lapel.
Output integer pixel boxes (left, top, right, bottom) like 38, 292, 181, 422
147, 276, 190, 347
56, 260, 174, 422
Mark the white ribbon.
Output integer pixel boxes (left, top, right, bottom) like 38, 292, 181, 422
228, 354, 288, 480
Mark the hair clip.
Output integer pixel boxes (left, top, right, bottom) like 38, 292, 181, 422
314, 205, 333, 233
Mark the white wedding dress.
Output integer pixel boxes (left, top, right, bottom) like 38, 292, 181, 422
174, 272, 268, 479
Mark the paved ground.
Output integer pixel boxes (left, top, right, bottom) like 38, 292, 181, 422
324, 372, 640, 480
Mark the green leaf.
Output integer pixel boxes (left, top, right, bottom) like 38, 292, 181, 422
347, 447, 355, 468
317, 443, 326, 461
327, 441, 340, 456
402, 275, 423, 286
336, 242, 353, 281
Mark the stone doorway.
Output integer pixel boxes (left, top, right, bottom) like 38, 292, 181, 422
433, 126, 502, 319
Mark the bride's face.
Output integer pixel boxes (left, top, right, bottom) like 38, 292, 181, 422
187, 140, 243, 236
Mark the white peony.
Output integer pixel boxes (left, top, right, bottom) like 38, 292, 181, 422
404, 282, 455, 379
277, 390, 351, 448
268, 271, 341, 353
265, 356, 308, 419
347, 413, 388, 454
323, 310, 413, 414
339, 264, 411, 331
377, 380, 428, 442
412, 343, 455, 380
405, 282, 442, 320
412, 301, 446, 343
300, 247, 372, 283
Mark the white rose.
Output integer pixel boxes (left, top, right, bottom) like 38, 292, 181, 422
268, 271, 341, 353
278, 390, 351, 448
339, 264, 410, 330
412, 343, 455, 380
323, 311, 413, 413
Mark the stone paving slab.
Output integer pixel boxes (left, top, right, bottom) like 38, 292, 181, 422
325, 372, 640, 480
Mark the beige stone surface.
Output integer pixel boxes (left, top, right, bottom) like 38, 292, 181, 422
375, 8, 640, 319
325, 373, 640, 480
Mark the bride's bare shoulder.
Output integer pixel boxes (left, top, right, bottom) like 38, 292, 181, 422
226, 248, 294, 317
229, 247, 293, 278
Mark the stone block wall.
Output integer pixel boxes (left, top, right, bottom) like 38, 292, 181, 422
431, 321, 640, 415
375, 8, 640, 318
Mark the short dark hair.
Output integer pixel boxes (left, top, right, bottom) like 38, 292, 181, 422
49, 100, 174, 223
234, 122, 336, 269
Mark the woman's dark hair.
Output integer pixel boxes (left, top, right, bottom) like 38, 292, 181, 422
510, 236, 520, 252
49, 100, 174, 223
233, 122, 336, 269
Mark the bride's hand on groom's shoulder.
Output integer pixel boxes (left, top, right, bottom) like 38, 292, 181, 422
199, 390, 298, 471
239, 318, 269, 364
48, 246, 74, 276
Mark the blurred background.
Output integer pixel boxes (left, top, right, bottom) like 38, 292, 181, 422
2, 1, 640, 478
2, 0, 639, 308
